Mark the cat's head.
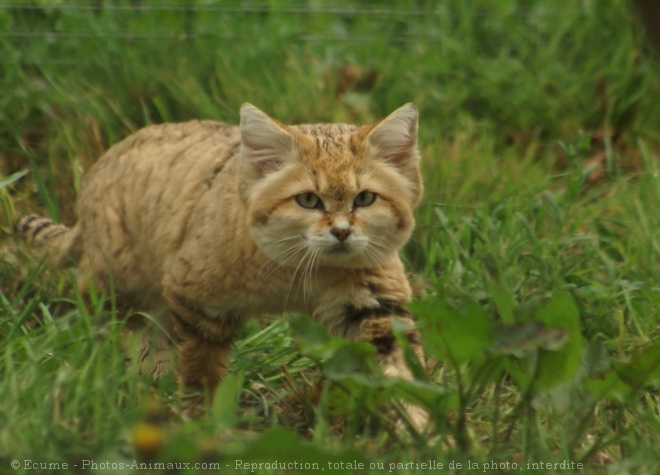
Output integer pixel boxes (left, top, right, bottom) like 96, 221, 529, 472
239, 103, 422, 269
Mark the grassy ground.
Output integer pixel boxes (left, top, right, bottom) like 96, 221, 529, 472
1, 1, 660, 474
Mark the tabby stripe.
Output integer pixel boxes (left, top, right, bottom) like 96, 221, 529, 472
354, 307, 420, 355
15, 215, 40, 235
36, 225, 67, 241
372, 334, 396, 355
371, 326, 420, 355
170, 292, 221, 325
344, 304, 391, 322
344, 299, 410, 323
30, 221, 58, 240
404, 330, 421, 347
170, 311, 197, 340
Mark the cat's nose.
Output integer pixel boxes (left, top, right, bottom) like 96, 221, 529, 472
331, 226, 351, 242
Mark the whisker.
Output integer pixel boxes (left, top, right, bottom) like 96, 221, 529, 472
285, 247, 310, 309
253, 237, 304, 269
303, 249, 319, 309
365, 238, 395, 263
253, 241, 307, 282
300, 247, 318, 308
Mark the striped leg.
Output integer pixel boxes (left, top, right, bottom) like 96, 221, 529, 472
347, 300, 428, 430
315, 261, 428, 430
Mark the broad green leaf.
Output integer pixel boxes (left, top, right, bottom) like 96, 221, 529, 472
288, 314, 330, 346
323, 342, 377, 379
329, 374, 458, 418
613, 341, 660, 390
532, 291, 584, 392
388, 378, 459, 414
505, 292, 584, 393
584, 341, 660, 402
488, 280, 516, 324
288, 314, 343, 360
585, 369, 630, 402
412, 297, 493, 363
490, 322, 568, 357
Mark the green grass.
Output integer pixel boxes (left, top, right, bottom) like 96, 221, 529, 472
2, 1, 660, 474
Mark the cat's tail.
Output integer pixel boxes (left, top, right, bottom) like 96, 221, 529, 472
15, 214, 83, 268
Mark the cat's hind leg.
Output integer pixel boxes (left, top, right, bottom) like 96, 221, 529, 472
77, 255, 176, 383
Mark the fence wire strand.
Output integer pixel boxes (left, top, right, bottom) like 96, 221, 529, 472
0, 2, 588, 66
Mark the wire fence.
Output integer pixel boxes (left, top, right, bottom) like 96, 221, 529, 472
0, 3, 420, 65
0, 5, 382, 65
0, 2, 632, 67
0, 3, 576, 15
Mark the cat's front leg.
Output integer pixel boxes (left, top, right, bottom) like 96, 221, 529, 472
315, 259, 428, 430
349, 298, 429, 431
162, 288, 243, 413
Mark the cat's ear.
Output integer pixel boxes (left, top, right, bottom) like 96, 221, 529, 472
240, 103, 297, 175
366, 103, 423, 203
367, 103, 419, 165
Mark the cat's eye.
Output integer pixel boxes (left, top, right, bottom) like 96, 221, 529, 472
295, 192, 324, 210
353, 191, 377, 208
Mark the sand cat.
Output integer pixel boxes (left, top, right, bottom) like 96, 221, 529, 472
17, 103, 427, 427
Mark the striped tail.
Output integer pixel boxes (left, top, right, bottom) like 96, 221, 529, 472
15, 214, 83, 268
